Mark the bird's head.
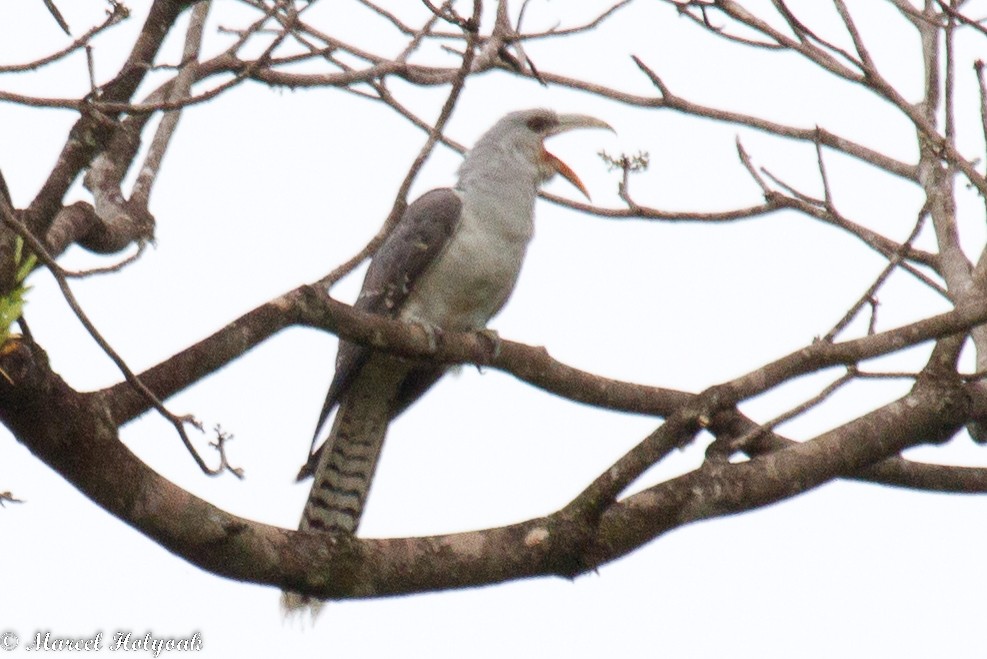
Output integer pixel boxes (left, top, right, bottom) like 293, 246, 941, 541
467, 108, 614, 200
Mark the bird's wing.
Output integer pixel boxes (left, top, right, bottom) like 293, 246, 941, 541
298, 188, 463, 479
356, 188, 464, 319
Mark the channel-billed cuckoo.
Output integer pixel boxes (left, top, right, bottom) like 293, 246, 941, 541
283, 109, 611, 614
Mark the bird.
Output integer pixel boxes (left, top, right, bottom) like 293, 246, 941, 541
283, 108, 612, 615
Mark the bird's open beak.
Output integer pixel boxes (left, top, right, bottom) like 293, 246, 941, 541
542, 114, 614, 201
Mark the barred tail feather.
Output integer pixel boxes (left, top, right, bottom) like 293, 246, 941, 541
281, 356, 410, 618
302, 389, 391, 535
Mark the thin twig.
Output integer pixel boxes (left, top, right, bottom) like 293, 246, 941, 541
736, 139, 945, 297
0, 211, 238, 478
832, 0, 876, 72
85, 46, 97, 96
319, 0, 483, 287
976, 61, 987, 180
726, 367, 857, 449
771, 0, 860, 69
674, 3, 785, 50
564, 407, 703, 522
822, 205, 929, 343
943, 1, 957, 142
211, 425, 244, 479
521, 0, 633, 40
0, 491, 25, 507
934, 0, 987, 39
131, 1, 212, 207
42, 0, 71, 36
760, 166, 823, 205
83, 1, 287, 116
355, 0, 417, 36
0, 3, 127, 74
824, 203, 931, 342
497, 1, 544, 85
814, 130, 833, 207
61, 242, 148, 278
970, 58, 987, 284
866, 296, 880, 336
736, 137, 773, 196
422, 0, 474, 30
630, 55, 671, 98
666, 0, 987, 200
542, 190, 785, 223
856, 369, 920, 380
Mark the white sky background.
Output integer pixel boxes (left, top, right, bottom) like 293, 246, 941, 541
2, 0, 987, 656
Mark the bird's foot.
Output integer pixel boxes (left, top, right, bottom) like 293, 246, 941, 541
414, 321, 444, 353
474, 328, 502, 369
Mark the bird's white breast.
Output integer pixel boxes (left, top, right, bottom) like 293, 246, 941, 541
400, 188, 534, 331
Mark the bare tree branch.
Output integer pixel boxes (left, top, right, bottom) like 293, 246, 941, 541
5, 0, 987, 610
825, 203, 931, 341
0, 3, 128, 73
130, 0, 212, 207
0, 335, 970, 600
1, 207, 237, 478
318, 0, 482, 286
22, 0, 196, 241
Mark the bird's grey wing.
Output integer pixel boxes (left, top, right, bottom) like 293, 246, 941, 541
298, 188, 463, 479
356, 187, 464, 318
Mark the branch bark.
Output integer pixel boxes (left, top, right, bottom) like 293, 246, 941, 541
0, 337, 969, 600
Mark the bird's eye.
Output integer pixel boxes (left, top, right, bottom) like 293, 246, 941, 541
525, 116, 553, 133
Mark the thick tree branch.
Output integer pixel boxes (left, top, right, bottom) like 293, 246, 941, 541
95, 276, 987, 429
0, 337, 969, 600
5, 0, 987, 612
22, 0, 196, 241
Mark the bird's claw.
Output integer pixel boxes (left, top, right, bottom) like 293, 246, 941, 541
415, 321, 444, 353
474, 328, 502, 369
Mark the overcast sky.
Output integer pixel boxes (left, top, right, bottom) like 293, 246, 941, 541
3, 1, 987, 657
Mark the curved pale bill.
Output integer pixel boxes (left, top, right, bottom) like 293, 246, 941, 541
543, 115, 613, 201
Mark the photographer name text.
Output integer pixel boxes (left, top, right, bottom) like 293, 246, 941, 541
0, 631, 202, 657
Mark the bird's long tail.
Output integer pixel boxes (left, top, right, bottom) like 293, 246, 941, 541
281, 355, 411, 617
